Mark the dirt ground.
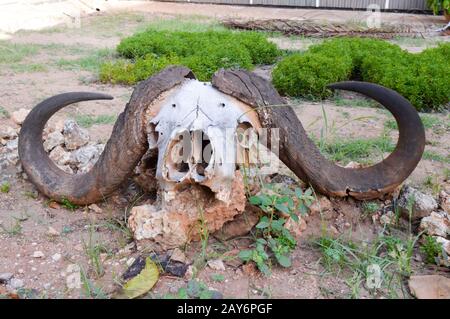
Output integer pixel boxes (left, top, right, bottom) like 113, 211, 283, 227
0, 7, 449, 299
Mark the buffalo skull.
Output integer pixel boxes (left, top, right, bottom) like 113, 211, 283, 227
18, 67, 425, 248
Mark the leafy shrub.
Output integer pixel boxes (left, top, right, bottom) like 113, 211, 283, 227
102, 29, 279, 84
273, 38, 450, 111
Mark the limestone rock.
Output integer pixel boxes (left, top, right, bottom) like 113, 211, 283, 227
63, 120, 89, 150
398, 186, 438, 220
435, 236, 450, 255
409, 275, 450, 299
129, 173, 246, 251
213, 204, 260, 241
11, 108, 30, 125
309, 195, 333, 215
69, 144, 103, 173
0, 126, 17, 140
439, 191, 450, 214
43, 131, 64, 152
419, 211, 450, 237
49, 146, 71, 166
284, 216, 307, 239
207, 259, 226, 271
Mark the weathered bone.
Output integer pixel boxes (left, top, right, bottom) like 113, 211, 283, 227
145, 79, 260, 203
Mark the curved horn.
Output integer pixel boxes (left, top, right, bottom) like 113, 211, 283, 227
19, 66, 195, 205
212, 69, 425, 200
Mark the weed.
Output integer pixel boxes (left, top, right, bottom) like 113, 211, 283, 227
0, 181, 10, 193
57, 48, 115, 73
239, 184, 314, 275
75, 114, 117, 128
317, 135, 395, 165
361, 201, 380, 217
79, 266, 108, 299
60, 198, 78, 211
422, 151, 449, 164
83, 224, 107, 278
0, 106, 9, 118
420, 235, 443, 264
0, 219, 22, 236
423, 174, 442, 195
210, 274, 225, 282
0, 42, 40, 64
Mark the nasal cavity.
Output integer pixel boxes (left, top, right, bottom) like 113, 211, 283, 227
191, 130, 212, 176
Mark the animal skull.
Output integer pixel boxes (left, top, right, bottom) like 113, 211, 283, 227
18, 66, 425, 249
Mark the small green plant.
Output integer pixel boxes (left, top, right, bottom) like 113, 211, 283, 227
79, 266, 107, 299
361, 201, 380, 217
210, 274, 225, 282
0, 219, 22, 236
239, 184, 314, 275
420, 235, 443, 264
60, 198, 78, 210
0, 106, 10, 118
83, 224, 108, 278
0, 182, 10, 193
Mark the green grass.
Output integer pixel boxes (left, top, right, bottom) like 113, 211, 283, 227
75, 114, 117, 128
317, 135, 395, 165
316, 233, 420, 298
361, 202, 380, 217
56, 48, 116, 73
0, 219, 22, 236
385, 114, 448, 132
0, 42, 40, 64
9, 63, 48, 73
422, 151, 450, 164
333, 96, 379, 108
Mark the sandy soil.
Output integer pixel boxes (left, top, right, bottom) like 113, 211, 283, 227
0, 7, 448, 299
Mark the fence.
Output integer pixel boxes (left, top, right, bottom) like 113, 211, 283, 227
155, 0, 429, 11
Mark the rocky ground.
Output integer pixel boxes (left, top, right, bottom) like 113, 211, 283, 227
0, 8, 449, 299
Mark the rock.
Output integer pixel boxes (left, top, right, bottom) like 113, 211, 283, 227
435, 237, 450, 255
52, 253, 62, 262
213, 204, 260, 241
66, 264, 81, 289
43, 131, 64, 152
44, 119, 65, 135
309, 195, 333, 215
118, 242, 135, 256
11, 108, 30, 125
69, 144, 103, 172
63, 120, 89, 150
344, 161, 363, 169
184, 265, 195, 280
380, 211, 396, 226
398, 186, 438, 220
47, 226, 60, 237
5, 138, 18, 151
419, 211, 450, 237
88, 203, 102, 214
409, 275, 450, 299
129, 173, 247, 251
170, 248, 187, 264
284, 216, 307, 239
439, 191, 450, 214
0, 273, 13, 284
49, 145, 71, 166
7, 278, 24, 290
32, 251, 45, 258
207, 259, 226, 271
0, 126, 17, 140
